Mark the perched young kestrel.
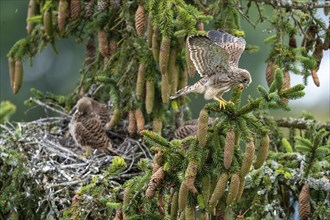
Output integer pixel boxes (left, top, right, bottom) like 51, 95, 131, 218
170, 30, 252, 109
69, 97, 112, 153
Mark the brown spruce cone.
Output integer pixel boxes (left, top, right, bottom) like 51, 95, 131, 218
185, 41, 196, 77
174, 124, 197, 139
184, 161, 198, 194
302, 24, 318, 53
240, 140, 255, 178
98, 28, 109, 58
208, 173, 228, 211
283, 71, 291, 89
85, 37, 96, 66
70, 0, 81, 20
113, 208, 123, 220
265, 59, 278, 87
311, 69, 320, 87
43, 10, 53, 37
224, 129, 235, 169
254, 135, 270, 169
26, 0, 37, 34
135, 5, 146, 37
161, 74, 171, 103
13, 60, 24, 95
146, 167, 165, 198
147, 13, 153, 48
152, 28, 160, 62
152, 151, 164, 174
152, 117, 162, 135
298, 184, 311, 220
159, 36, 171, 75
136, 63, 145, 99
178, 181, 189, 212
311, 38, 323, 87
58, 0, 69, 32
145, 79, 155, 114
196, 21, 204, 31
226, 173, 240, 205
84, 0, 95, 18
8, 57, 15, 90
128, 110, 137, 136
197, 109, 209, 147
135, 107, 145, 132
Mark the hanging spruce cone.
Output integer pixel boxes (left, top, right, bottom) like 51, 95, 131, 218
97, 0, 109, 11
178, 181, 189, 212
170, 192, 178, 220
201, 175, 211, 205
184, 161, 198, 194
58, 0, 69, 32
240, 140, 255, 178
136, 63, 145, 100
147, 13, 153, 48
146, 167, 165, 198
311, 37, 323, 87
197, 109, 208, 147
196, 21, 204, 31
283, 70, 291, 89
134, 107, 145, 132
12, 60, 24, 95
152, 151, 164, 174
128, 110, 137, 136
302, 24, 318, 53
98, 28, 109, 58
186, 40, 196, 77
85, 37, 96, 66
298, 184, 311, 220
254, 135, 270, 169
152, 27, 160, 62
185, 205, 195, 220
265, 59, 278, 87
235, 177, 245, 202
208, 173, 228, 212
226, 173, 240, 205
106, 107, 121, 130
224, 129, 235, 169
70, 0, 81, 20
8, 57, 15, 90
135, 4, 146, 37
159, 36, 171, 75
167, 47, 177, 94
84, 0, 95, 18
152, 117, 162, 135
43, 10, 53, 37
26, 0, 37, 34
161, 74, 171, 103
145, 79, 155, 114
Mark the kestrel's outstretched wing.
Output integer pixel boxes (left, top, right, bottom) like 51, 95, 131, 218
207, 30, 246, 67
188, 35, 231, 77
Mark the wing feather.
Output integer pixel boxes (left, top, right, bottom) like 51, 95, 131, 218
188, 35, 231, 77
207, 30, 246, 67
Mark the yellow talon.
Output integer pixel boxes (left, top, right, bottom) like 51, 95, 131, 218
215, 97, 234, 109
80, 149, 92, 158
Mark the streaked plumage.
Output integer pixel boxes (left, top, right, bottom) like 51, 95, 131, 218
69, 97, 112, 153
170, 30, 251, 108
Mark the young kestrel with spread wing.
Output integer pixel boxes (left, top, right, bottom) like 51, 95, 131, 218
69, 97, 112, 154
170, 30, 251, 109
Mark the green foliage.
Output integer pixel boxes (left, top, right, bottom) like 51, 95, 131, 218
0, 101, 16, 122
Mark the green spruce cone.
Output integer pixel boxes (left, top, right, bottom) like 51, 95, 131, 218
197, 109, 209, 147
178, 181, 189, 212
184, 205, 195, 220
235, 177, 245, 202
43, 10, 53, 37
254, 135, 270, 169
201, 175, 211, 206
170, 191, 178, 220
58, 0, 69, 32
152, 28, 160, 62
208, 173, 228, 211
161, 74, 171, 103
224, 129, 235, 169
13, 60, 24, 95
159, 36, 171, 75
226, 173, 240, 205
136, 63, 145, 100
152, 117, 162, 135
240, 140, 255, 178
26, 0, 37, 34
147, 13, 153, 48
184, 161, 198, 194
107, 107, 121, 130
146, 79, 155, 114
128, 110, 137, 136
8, 57, 15, 89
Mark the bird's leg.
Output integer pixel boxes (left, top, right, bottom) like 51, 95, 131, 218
214, 97, 234, 109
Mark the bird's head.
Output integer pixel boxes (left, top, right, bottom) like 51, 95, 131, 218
237, 69, 252, 87
76, 98, 93, 115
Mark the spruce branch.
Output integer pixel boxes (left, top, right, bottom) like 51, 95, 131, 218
251, 0, 330, 10
276, 118, 330, 131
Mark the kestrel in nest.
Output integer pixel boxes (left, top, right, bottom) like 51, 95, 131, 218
69, 97, 112, 153
170, 30, 251, 109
